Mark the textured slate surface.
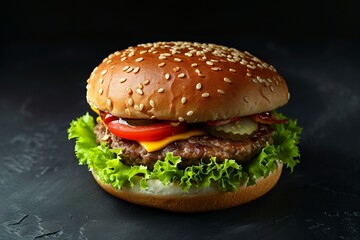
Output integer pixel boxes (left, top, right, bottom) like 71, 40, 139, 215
0, 40, 359, 240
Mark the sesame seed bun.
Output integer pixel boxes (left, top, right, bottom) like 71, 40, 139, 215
86, 41, 289, 122
92, 163, 283, 212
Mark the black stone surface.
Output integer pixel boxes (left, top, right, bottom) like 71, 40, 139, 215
0, 40, 359, 240
1, 0, 360, 238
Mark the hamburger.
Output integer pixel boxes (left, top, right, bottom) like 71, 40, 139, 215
68, 41, 302, 212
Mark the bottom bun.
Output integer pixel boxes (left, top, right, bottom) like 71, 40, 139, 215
92, 163, 283, 213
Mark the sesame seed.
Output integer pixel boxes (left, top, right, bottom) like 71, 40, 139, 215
270, 65, 277, 72
121, 57, 127, 61
138, 83, 143, 89
174, 58, 182, 62
201, 93, 210, 97
229, 68, 236, 72
196, 51, 204, 56
240, 60, 248, 65
270, 86, 274, 92
106, 59, 112, 64
173, 67, 180, 72
247, 72, 252, 77
198, 73, 205, 78
144, 80, 150, 85
178, 117, 184, 122
120, 78, 127, 83
247, 64, 256, 69
178, 73, 185, 78
185, 52, 193, 57
133, 67, 140, 73
149, 100, 155, 108
165, 73, 170, 80
134, 105, 139, 111
122, 66, 130, 71
110, 65, 115, 70
211, 67, 221, 71
150, 116, 156, 119
100, 70, 107, 76
136, 89, 144, 95
107, 98, 112, 107
102, 58, 108, 63
275, 80, 279, 86
159, 55, 167, 60
163, 53, 172, 56
140, 50, 147, 54
126, 67, 133, 73
114, 51, 120, 55
187, 111, 194, 116
128, 51, 135, 57
223, 77, 232, 83
128, 98, 134, 106
158, 62, 166, 67
99, 78, 104, 83
135, 57, 144, 62
127, 87, 133, 95
217, 89, 225, 95
99, 89, 103, 95
158, 88, 164, 93
196, 83, 202, 90
206, 61, 214, 65
125, 108, 131, 115
191, 63, 198, 67
181, 97, 187, 104
139, 103, 144, 111
243, 96, 249, 103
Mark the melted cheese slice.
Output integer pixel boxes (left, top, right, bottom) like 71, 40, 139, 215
138, 130, 206, 152
91, 105, 100, 115
90, 107, 205, 152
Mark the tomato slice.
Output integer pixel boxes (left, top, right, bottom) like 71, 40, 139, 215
107, 121, 187, 141
100, 112, 187, 141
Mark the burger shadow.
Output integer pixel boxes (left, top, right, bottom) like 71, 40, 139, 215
107, 141, 359, 239
107, 174, 304, 239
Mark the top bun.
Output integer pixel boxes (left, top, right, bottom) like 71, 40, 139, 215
86, 41, 289, 122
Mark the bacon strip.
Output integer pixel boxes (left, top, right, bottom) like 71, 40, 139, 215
207, 112, 287, 126
249, 112, 288, 125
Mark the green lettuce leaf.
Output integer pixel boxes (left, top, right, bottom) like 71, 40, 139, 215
68, 112, 302, 192
246, 112, 302, 185
68, 114, 149, 189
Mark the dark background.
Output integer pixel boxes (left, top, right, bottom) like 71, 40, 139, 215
1, 0, 360, 239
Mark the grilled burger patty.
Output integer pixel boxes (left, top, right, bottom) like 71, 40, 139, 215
95, 121, 273, 170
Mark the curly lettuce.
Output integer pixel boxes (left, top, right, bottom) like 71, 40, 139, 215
68, 112, 302, 192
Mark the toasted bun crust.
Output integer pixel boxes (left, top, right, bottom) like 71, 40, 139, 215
86, 41, 289, 122
92, 163, 283, 212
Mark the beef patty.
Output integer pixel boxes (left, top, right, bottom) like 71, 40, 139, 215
95, 122, 273, 170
